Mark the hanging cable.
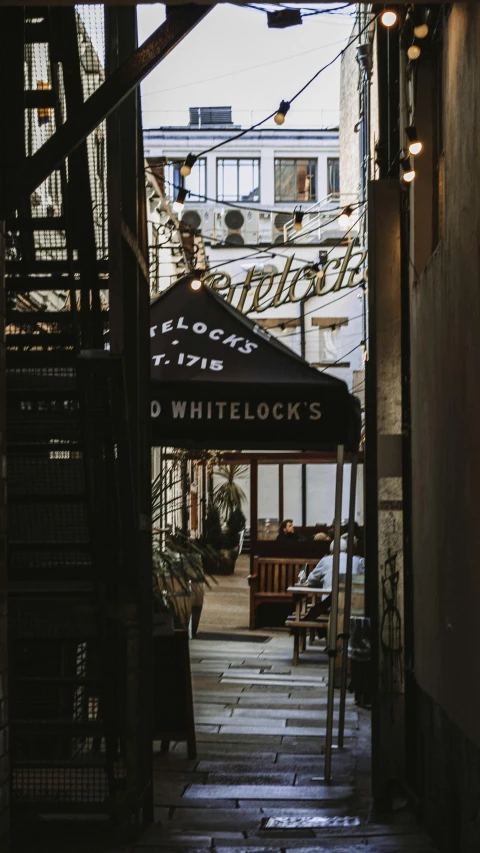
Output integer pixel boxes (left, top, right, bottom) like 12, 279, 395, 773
149, 11, 379, 169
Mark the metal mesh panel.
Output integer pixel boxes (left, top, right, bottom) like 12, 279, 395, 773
77, 7, 108, 264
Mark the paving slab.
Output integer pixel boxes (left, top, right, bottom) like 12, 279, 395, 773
153, 796, 238, 809
221, 679, 324, 690
232, 707, 357, 721
196, 732, 283, 744
236, 697, 354, 708
206, 772, 295, 785
197, 717, 287, 730
184, 784, 352, 801
198, 761, 287, 773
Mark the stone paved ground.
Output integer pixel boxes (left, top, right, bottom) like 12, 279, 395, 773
11, 559, 438, 853
137, 558, 438, 853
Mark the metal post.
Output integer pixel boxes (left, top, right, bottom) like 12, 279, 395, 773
338, 451, 359, 747
318, 444, 344, 783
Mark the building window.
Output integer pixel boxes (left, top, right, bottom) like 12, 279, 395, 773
312, 317, 349, 366
216, 158, 260, 202
165, 158, 207, 202
327, 157, 340, 198
274, 159, 317, 202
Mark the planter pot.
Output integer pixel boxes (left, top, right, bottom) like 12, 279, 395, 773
190, 581, 205, 638
153, 611, 175, 636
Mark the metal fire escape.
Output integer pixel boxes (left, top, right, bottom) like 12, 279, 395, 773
0, 5, 153, 827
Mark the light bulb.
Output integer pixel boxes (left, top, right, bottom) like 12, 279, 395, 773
414, 23, 429, 39
381, 10, 397, 28
190, 278, 202, 291
173, 187, 187, 213
180, 153, 197, 178
408, 44, 421, 60
339, 214, 351, 230
360, 340, 366, 351
274, 100, 290, 126
401, 156, 416, 183
405, 125, 423, 156
331, 325, 337, 336
293, 210, 304, 231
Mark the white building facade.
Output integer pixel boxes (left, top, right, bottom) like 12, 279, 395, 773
144, 108, 366, 396
144, 108, 366, 532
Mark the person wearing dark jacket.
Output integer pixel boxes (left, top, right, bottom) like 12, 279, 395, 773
276, 519, 301, 542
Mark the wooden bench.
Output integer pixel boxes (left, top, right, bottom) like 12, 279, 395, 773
248, 557, 318, 630
286, 581, 365, 665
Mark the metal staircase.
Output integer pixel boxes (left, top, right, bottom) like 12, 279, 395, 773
2, 5, 152, 824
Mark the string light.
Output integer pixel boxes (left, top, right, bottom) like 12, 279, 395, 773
180, 154, 197, 177
274, 100, 290, 126
414, 23, 429, 39
338, 205, 354, 229
146, 13, 380, 176
293, 209, 304, 232
400, 156, 416, 183
173, 187, 188, 213
405, 125, 423, 156
190, 277, 202, 291
408, 44, 421, 60
381, 9, 398, 28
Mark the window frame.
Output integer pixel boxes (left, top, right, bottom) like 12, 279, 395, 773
165, 156, 207, 202
216, 157, 261, 203
327, 157, 340, 198
274, 158, 318, 203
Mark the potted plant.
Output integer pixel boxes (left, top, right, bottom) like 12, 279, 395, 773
203, 465, 247, 574
213, 464, 248, 520
153, 531, 216, 636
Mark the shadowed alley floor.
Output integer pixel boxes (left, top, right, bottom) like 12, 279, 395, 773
138, 555, 438, 852
11, 557, 438, 853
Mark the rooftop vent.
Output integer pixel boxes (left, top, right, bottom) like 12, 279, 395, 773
189, 106, 233, 127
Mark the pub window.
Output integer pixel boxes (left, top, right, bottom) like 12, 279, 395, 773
165, 158, 207, 202
327, 157, 340, 198
216, 158, 260, 202
274, 159, 317, 203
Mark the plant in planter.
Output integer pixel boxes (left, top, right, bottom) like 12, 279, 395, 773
201, 503, 246, 575
213, 464, 248, 521
153, 531, 216, 635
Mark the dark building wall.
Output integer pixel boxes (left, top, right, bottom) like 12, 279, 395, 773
410, 5, 480, 849
0, 225, 9, 844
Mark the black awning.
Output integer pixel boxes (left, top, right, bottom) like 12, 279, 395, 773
150, 275, 361, 450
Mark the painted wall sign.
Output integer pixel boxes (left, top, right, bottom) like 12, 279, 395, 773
201, 241, 367, 314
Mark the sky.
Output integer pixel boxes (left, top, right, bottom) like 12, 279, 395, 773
137, 3, 355, 130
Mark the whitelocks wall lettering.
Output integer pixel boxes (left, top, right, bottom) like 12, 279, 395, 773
201, 241, 367, 315
151, 400, 322, 422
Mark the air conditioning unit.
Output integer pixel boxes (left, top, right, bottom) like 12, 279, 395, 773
258, 211, 272, 245
218, 209, 259, 247
272, 211, 291, 245
180, 208, 212, 236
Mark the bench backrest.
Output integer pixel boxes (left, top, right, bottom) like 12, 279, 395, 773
253, 558, 318, 594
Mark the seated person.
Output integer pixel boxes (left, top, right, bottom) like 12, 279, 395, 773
303, 536, 365, 619
313, 531, 330, 543
276, 518, 302, 542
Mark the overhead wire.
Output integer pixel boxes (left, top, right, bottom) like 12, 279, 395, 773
202, 208, 366, 278
151, 171, 354, 220
147, 10, 379, 169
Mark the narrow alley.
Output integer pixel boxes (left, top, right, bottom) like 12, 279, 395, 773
137, 559, 437, 852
